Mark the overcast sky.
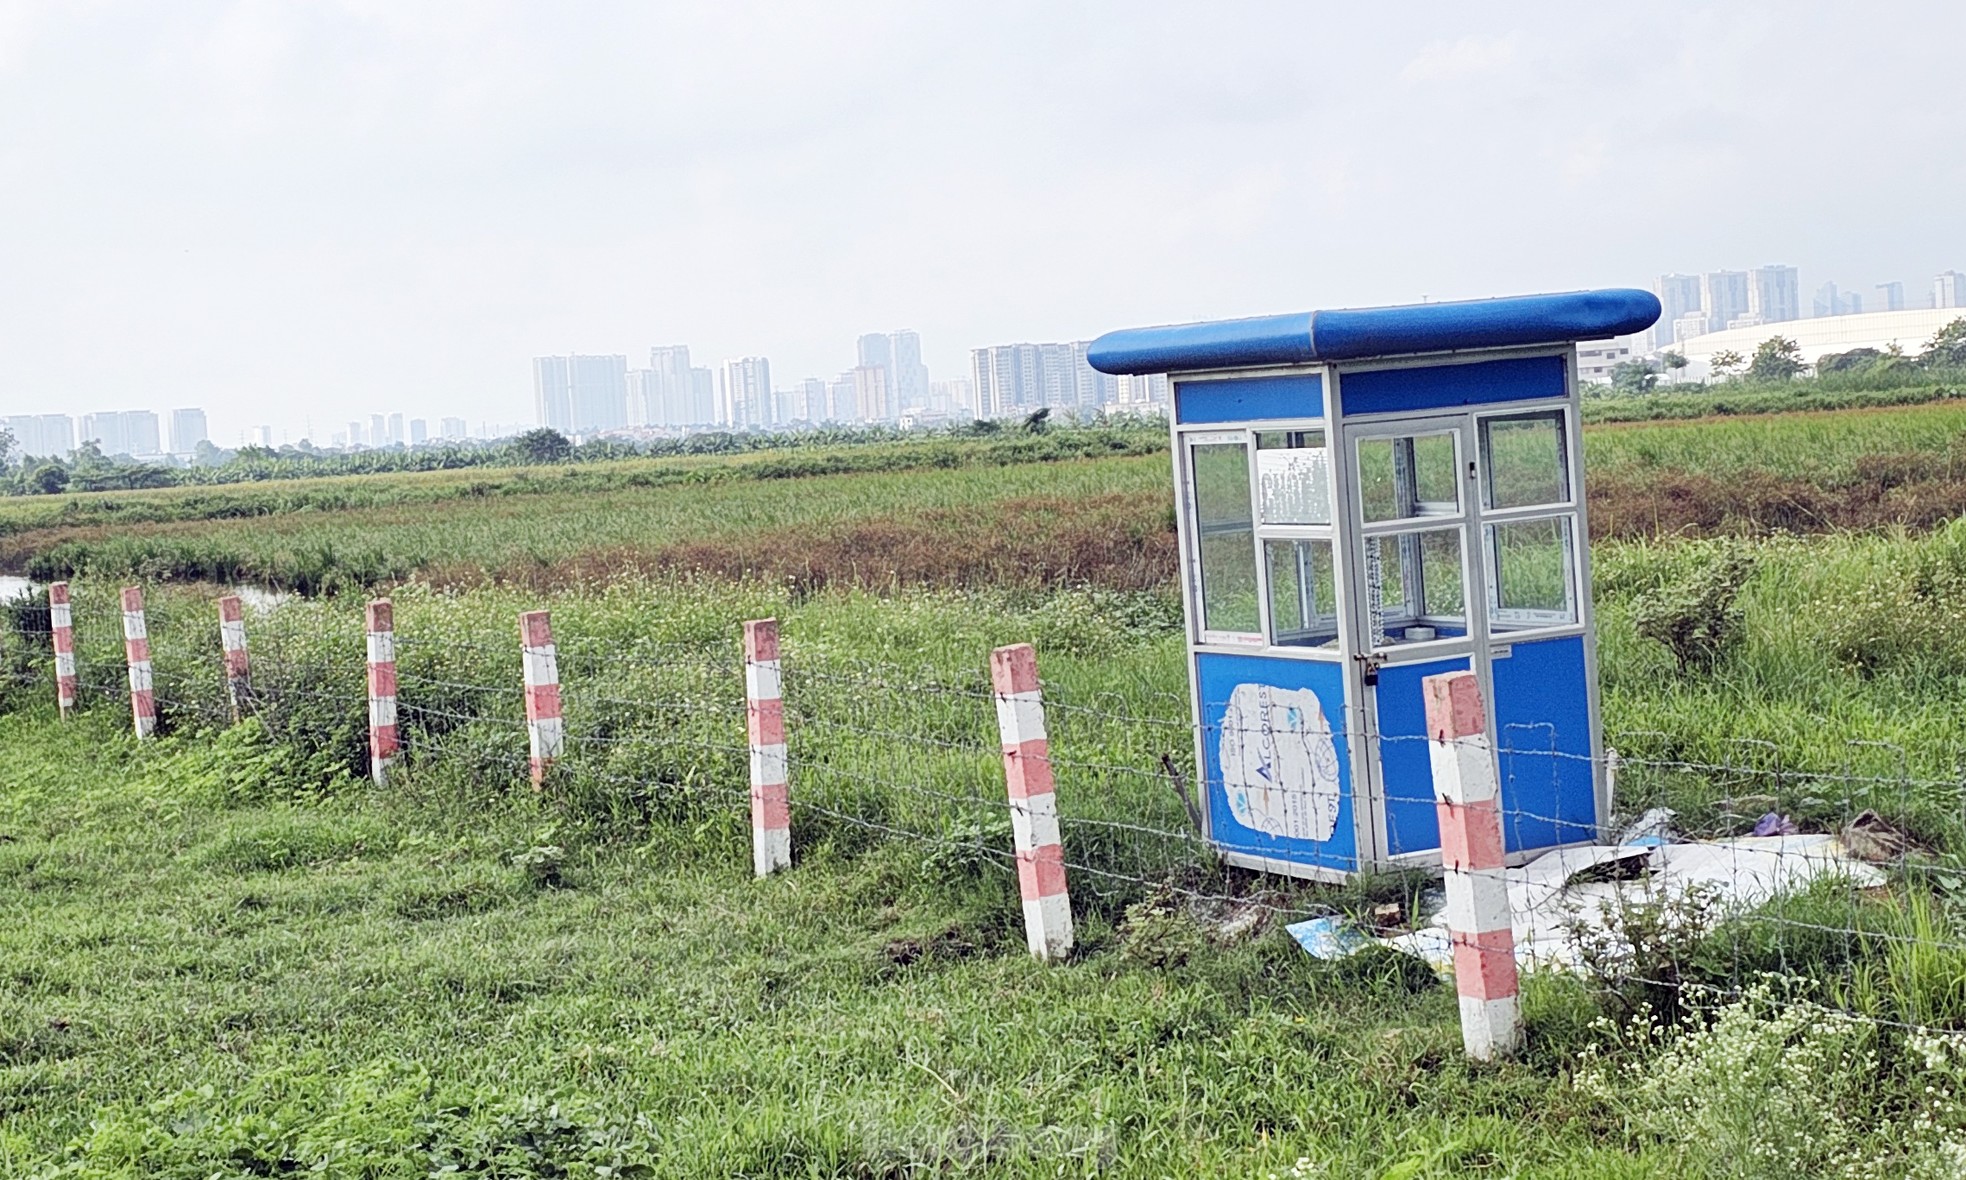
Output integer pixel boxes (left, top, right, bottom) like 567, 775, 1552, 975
2, 1, 1961, 444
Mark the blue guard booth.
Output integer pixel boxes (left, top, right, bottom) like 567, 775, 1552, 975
1089, 289, 1662, 880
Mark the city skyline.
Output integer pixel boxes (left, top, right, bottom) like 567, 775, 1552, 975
3, 4, 1960, 444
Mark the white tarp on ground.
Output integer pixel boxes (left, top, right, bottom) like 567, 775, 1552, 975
1296, 835, 1889, 973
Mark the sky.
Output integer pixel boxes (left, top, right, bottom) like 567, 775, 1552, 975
2, 1, 1962, 445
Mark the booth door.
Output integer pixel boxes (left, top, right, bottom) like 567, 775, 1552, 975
1341, 416, 1488, 861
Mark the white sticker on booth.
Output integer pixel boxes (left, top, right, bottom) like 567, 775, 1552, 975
1219, 682, 1342, 842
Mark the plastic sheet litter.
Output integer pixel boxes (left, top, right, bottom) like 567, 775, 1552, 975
1293, 832, 1889, 972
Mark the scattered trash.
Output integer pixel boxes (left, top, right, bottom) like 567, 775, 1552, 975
1750, 812, 1799, 837
1615, 807, 1680, 847
1288, 830, 1889, 976
1286, 916, 1371, 960
1841, 809, 1929, 864
1368, 901, 1406, 934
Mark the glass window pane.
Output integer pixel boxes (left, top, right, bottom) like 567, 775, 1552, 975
1481, 412, 1569, 509
1191, 441, 1259, 634
1255, 430, 1331, 525
1365, 527, 1466, 648
1488, 516, 1577, 626
1357, 433, 1460, 522
1265, 538, 1337, 647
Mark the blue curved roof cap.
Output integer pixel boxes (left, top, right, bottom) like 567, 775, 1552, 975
1086, 288, 1661, 375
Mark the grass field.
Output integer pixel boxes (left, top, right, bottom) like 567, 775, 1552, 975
13, 401, 1966, 594
11, 403, 1966, 1175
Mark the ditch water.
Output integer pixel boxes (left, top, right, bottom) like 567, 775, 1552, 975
0, 576, 289, 610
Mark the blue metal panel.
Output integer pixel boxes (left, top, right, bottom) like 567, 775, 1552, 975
1173, 373, 1324, 425
1337, 355, 1566, 416
1372, 656, 1472, 856
1088, 289, 1662, 375
1195, 652, 1357, 873
1491, 635, 1598, 852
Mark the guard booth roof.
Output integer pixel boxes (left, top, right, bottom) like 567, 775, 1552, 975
1085, 288, 1661, 375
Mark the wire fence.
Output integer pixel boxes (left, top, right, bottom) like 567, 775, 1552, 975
6, 582, 1966, 1043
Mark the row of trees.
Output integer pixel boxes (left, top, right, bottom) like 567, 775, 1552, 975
0, 408, 1139, 496
1604, 318, 1966, 394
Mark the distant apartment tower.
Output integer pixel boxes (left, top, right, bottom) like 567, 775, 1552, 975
168, 408, 209, 455
827, 372, 857, 423
409, 419, 428, 445
1655, 274, 1702, 350
971, 340, 1112, 416
1875, 282, 1906, 313
1700, 271, 1750, 334
80, 410, 161, 458
1935, 272, 1966, 310
439, 416, 468, 440
1114, 373, 1171, 410
346, 420, 365, 447
718, 357, 773, 429
786, 377, 828, 424
370, 414, 388, 447
1747, 266, 1799, 325
930, 378, 975, 417
1814, 281, 1862, 318
853, 329, 930, 419
643, 346, 718, 428
4, 414, 75, 459
533, 354, 629, 434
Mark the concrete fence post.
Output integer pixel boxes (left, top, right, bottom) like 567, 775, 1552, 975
990, 642, 1074, 961
1424, 669, 1522, 1061
120, 587, 156, 739
218, 594, 250, 721
519, 610, 563, 788
366, 599, 398, 786
743, 619, 791, 876
49, 581, 76, 719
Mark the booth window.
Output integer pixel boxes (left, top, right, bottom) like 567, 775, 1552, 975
1265, 538, 1338, 646
1255, 430, 1332, 525
1480, 411, 1569, 509
1357, 432, 1458, 522
1478, 412, 1580, 630
1366, 528, 1467, 647
1190, 439, 1261, 636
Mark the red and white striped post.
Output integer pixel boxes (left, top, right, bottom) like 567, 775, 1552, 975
519, 610, 563, 788
217, 594, 250, 721
366, 599, 398, 786
990, 642, 1074, 961
744, 619, 791, 876
1424, 669, 1521, 1061
49, 581, 77, 719
120, 586, 157, 739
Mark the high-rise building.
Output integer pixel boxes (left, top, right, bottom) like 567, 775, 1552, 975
1935, 272, 1966, 310
370, 413, 388, 447
1747, 266, 1800, 324
79, 410, 161, 458
850, 365, 891, 422
1114, 373, 1171, 409
689, 367, 717, 427
168, 408, 209, 455
789, 377, 828, 424
971, 340, 1114, 415
827, 373, 857, 423
1876, 282, 1906, 313
254, 425, 275, 448
888, 330, 929, 411
439, 417, 468, 440
1813, 281, 1863, 318
347, 420, 365, 448
3, 414, 75, 459
1656, 274, 1702, 350
533, 354, 629, 434
930, 378, 975, 417
718, 357, 773, 429
384, 412, 403, 445
409, 419, 428, 445
1700, 271, 1750, 334
643, 346, 693, 427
